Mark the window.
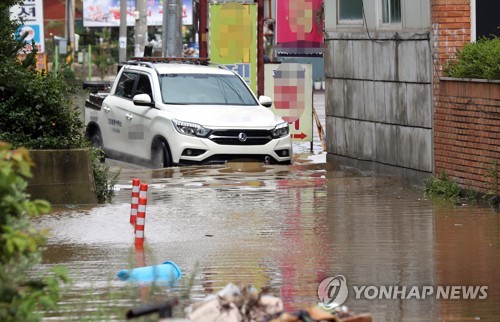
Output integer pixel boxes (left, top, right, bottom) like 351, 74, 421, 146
161, 74, 257, 106
338, 0, 363, 22
135, 74, 152, 98
382, 0, 401, 24
115, 72, 139, 99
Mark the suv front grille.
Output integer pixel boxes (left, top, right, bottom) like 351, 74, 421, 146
209, 129, 272, 145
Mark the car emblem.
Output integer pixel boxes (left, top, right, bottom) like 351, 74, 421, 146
238, 132, 247, 142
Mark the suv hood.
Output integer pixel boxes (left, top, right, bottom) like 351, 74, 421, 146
165, 104, 285, 128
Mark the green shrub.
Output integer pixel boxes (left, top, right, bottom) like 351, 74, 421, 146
0, 142, 68, 321
444, 36, 500, 80
423, 172, 461, 200
89, 147, 120, 203
0, 0, 117, 203
0, 64, 85, 149
483, 160, 499, 207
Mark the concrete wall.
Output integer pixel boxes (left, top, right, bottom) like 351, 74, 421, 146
324, 31, 433, 184
27, 149, 98, 205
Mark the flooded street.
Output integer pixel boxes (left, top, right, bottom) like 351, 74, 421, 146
33, 94, 500, 321
33, 156, 500, 321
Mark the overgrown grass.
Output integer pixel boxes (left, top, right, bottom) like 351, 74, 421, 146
483, 160, 499, 207
424, 170, 499, 208
424, 172, 461, 201
89, 146, 120, 203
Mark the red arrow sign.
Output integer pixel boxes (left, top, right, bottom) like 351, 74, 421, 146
292, 132, 307, 140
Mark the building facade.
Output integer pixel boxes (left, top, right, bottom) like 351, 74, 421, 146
324, 0, 499, 186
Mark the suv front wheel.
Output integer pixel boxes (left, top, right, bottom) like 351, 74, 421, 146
89, 130, 105, 163
151, 140, 171, 169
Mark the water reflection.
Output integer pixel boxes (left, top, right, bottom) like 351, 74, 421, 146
33, 162, 499, 321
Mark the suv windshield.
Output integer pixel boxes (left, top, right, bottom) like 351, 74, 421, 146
161, 73, 258, 106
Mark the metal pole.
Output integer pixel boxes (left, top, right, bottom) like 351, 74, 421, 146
88, 44, 92, 80
163, 0, 182, 57
257, 0, 264, 96
134, 0, 148, 57
199, 0, 207, 58
55, 45, 59, 72
119, 0, 127, 62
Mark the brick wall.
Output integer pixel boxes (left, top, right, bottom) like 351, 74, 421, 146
432, 0, 499, 196
431, 0, 471, 78
434, 79, 500, 195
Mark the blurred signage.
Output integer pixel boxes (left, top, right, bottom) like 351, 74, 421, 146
17, 53, 47, 71
83, 0, 193, 27
209, 3, 257, 93
275, 0, 324, 56
10, 0, 45, 53
264, 63, 313, 142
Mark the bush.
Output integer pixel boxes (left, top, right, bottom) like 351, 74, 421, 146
444, 36, 500, 80
423, 172, 461, 201
0, 0, 118, 203
0, 64, 85, 149
89, 147, 120, 203
0, 142, 68, 321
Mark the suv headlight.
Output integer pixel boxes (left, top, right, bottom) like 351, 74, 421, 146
271, 122, 289, 138
172, 119, 211, 137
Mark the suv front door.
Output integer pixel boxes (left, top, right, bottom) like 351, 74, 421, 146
113, 72, 157, 162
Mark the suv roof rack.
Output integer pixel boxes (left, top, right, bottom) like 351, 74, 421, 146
129, 57, 210, 66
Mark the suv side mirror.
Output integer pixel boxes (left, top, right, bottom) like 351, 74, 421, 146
133, 94, 155, 107
259, 95, 273, 108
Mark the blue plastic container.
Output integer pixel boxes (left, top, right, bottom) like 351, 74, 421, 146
117, 261, 182, 285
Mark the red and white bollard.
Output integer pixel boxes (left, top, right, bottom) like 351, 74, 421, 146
130, 178, 140, 225
135, 183, 148, 245
139, 182, 148, 202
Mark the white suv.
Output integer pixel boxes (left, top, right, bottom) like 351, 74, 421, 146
85, 58, 292, 168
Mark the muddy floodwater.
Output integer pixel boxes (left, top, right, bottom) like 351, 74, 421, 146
32, 148, 499, 322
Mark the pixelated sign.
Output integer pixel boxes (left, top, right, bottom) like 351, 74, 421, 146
209, 3, 257, 93
83, 0, 193, 27
275, 0, 324, 56
264, 63, 313, 142
10, 0, 45, 53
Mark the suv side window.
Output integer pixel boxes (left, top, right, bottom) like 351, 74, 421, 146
115, 72, 139, 99
135, 74, 153, 99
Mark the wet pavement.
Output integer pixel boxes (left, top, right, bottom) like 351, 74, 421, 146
33, 92, 500, 321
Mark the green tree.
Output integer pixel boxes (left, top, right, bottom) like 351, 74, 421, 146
0, 142, 68, 321
94, 27, 116, 80
0, 0, 118, 202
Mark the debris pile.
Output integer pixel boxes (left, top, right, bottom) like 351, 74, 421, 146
187, 284, 371, 322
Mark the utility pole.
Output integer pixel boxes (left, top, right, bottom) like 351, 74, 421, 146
134, 0, 148, 57
257, 0, 264, 96
119, 0, 127, 62
65, 0, 75, 65
199, 0, 207, 58
162, 0, 182, 57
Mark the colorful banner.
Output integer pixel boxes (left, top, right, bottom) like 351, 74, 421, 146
275, 0, 324, 56
83, 0, 193, 27
209, 3, 257, 94
264, 63, 313, 142
10, 0, 45, 53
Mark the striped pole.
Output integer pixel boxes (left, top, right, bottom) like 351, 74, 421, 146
135, 196, 147, 245
139, 182, 148, 201
130, 178, 140, 225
